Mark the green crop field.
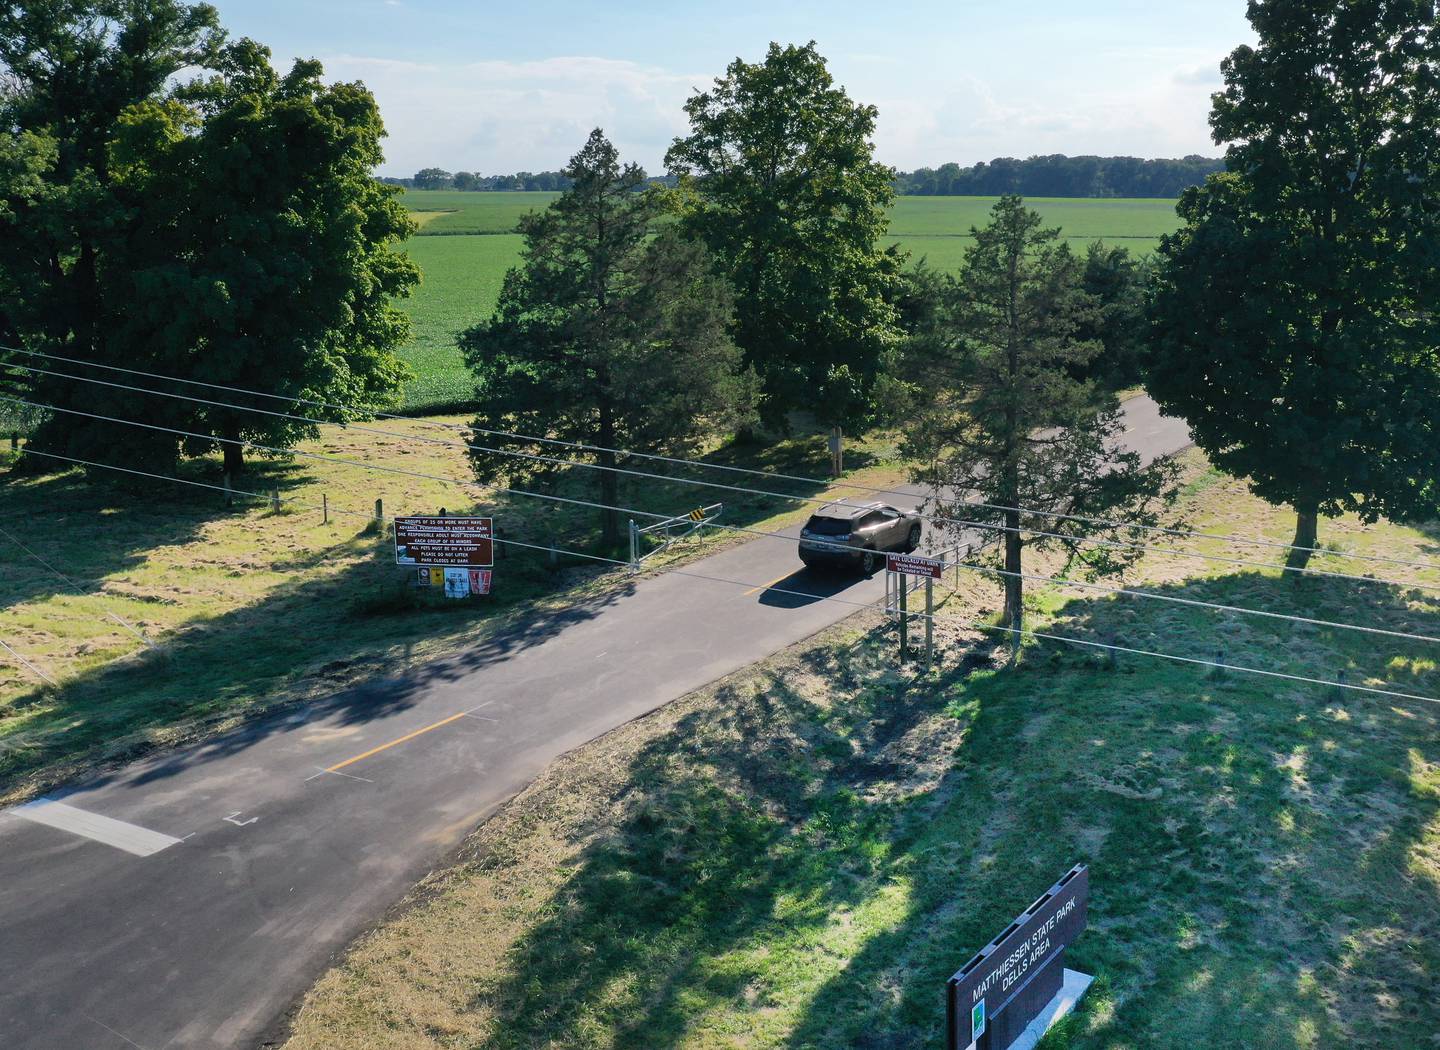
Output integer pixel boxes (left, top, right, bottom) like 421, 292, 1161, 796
399, 234, 522, 410
392, 191, 1183, 413
402, 189, 560, 235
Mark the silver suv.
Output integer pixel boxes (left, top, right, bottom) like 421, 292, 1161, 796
799, 500, 923, 574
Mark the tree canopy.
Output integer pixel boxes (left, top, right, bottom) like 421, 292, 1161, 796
894, 154, 1223, 197
666, 41, 902, 436
461, 130, 756, 546
1147, 0, 1440, 566
0, 1, 418, 474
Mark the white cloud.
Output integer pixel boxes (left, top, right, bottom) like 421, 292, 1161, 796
869, 68, 1221, 170
1173, 62, 1224, 86
324, 54, 704, 176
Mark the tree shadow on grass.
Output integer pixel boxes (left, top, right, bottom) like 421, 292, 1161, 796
472, 571, 1440, 1050
0, 508, 633, 800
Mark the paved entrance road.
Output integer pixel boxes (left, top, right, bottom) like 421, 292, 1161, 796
0, 397, 1189, 1050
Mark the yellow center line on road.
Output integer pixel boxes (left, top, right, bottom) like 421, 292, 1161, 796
325, 711, 470, 773
744, 570, 796, 597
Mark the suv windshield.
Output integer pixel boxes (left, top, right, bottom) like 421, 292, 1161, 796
805, 515, 852, 536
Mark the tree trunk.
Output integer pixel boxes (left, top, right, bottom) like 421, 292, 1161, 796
222, 430, 245, 476
1286, 503, 1319, 571
1003, 507, 1024, 635
829, 425, 843, 477
597, 402, 621, 549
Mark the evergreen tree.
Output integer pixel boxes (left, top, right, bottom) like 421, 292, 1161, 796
907, 197, 1176, 635
461, 130, 757, 547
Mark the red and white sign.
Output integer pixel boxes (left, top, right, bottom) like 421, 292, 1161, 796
395, 516, 494, 568
468, 569, 492, 595
886, 553, 944, 579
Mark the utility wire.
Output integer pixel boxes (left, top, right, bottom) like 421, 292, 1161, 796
9, 348, 1438, 575
12, 444, 1440, 708
13, 446, 630, 568
0, 522, 158, 651
0, 637, 57, 687
7, 357, 1438, 590
7, 395, 1437, 647
943, 555, 1440, 645
0, 394, 670, 524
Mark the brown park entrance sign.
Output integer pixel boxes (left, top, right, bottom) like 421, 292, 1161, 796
887, 552, 944, 579
947, 865, 1090, 1050
394, 516, 494, 568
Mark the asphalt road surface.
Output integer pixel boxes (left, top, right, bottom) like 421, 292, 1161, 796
0, 396, 1190, 1050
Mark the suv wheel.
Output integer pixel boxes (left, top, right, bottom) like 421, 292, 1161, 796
904, 524, 922, 553
860, 549, 879, 575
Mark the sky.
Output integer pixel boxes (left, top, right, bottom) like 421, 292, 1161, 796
209, 0, 1257, 178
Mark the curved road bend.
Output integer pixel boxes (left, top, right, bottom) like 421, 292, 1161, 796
0, 396, 1190, 1050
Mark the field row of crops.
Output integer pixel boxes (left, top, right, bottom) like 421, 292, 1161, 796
393, 191, 1183, 412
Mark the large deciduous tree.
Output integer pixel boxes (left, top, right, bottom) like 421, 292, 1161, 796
906, 197, 1176, 636
1147, 0, 1440, 568
0, 2, 418, 475
460, 130, 757, 548
665, 41, 901, 454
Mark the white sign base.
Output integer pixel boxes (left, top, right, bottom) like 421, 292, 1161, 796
1004, 969, 1093, 1050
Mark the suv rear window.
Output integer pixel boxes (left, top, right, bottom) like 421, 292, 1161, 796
805, 515, 852, 536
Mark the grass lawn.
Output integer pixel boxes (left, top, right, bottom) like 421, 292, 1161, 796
0, 415, 910, 802
279, 449, 1440, 1050
391, 193, 1182, 413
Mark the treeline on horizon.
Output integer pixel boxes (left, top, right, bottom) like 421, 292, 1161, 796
384, 153, 1224, 198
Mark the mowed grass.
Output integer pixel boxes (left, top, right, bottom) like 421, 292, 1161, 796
392, 193, 1183, 411
0, 415, 910, 801
281, 449, 1440, 1050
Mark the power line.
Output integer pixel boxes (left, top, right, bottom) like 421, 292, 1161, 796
8, 395, 1436, 648
0, 394, 671, 524
12, 446, 1440, 708
10, 347, 1438, 575
13, 446, 630, 569
0, 522, 157, 651
943, 555, 1440, 645
8, 356, 1439, 590
0, 637, 57, 688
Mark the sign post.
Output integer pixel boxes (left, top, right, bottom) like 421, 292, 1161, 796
925, 576, 935, 671
946, 866, 1091, 1050
898, 578, 908, 662
888, 554, 944, 668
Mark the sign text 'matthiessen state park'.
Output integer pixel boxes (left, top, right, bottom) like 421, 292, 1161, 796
946, 866, 1088, 1049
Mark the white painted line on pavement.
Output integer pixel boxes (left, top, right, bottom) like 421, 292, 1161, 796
304, 766, 373, 784
85, 1013, 150, 1049
10, 798, 182, 857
